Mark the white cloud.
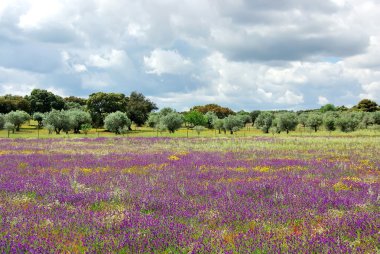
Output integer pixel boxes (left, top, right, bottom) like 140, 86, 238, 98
18, 0, 63, 30
73, 64, 87, 73
359, 82, 380, 101
87, 49, 127, 68
144, 49, 192, 75
318, 96, 329, 105
276, 90, 304, 105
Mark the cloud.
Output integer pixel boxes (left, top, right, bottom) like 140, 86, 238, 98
318, 96, 329, 105
144, 49, 192, 75
87, 50, 127, 68
0, 0, 379, 110
276, 90, 304, 105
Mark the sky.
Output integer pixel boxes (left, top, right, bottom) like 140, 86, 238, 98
0, 0, 379, 111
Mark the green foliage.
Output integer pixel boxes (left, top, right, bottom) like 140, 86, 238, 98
359, 113, 374, 129
306, 113, 323, 132
28, 89, 65, 113
5, 110, 30, 132
320, 104, 336, 113
43, 110, 71, 134
356, 99, 378, 112
255, 112, 274, 133
223, 115, 244, 134
204, 111, 218, 129
0, 95, 31, 114
212, 118, 225, 134
67, 109, 92, 133
104, 111, 132, 134
160, 112, 183, 133
191, 104, 234, 118
184, 111, 207, 128
158, 107, 175, 117
323, 115, 336, 132
250, 110, 261, 126
147, 113, 160, 128
126, 92, 157, 127
276, 112, 298, 134
87, 92, 128, 127
0, 114, 4, 129
237, 114, 251, 125
297, 113, 309, 128
337, 113, 360, 132
80, 123, 92, 135
194, 125, 206, 136
33, 112, 45, 128
4, 122, 15, 135
373, 112, 380, 125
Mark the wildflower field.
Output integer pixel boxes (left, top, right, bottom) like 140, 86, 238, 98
0, 136, 379, 253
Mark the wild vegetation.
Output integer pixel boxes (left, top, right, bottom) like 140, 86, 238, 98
0, 136, 378, 252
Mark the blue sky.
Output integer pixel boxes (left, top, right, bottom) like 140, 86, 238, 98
0, 0, 379, 111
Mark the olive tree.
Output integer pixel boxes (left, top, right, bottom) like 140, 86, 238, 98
255, 112, 274, 133
43, 110, 72, 134
204, 111, 218, 129
223, 115, 244, 134
104, 111, 131, 134
336, 113, 360, 132
306, 113, 323, 132
33, 112, 45, 128
5, 110, 30, 132
212, 118, 225, 134
67, 109, 92, 133
277, 112, 298, 134
160, 112, 183, 133
194, 125, 206, 136
323, 115, 336, 133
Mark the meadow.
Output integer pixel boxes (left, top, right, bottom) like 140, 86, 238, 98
0, 135, 379, 253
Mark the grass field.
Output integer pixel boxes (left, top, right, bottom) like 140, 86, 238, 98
0, 132, 379, 252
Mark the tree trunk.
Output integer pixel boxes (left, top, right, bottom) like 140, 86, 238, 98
230, 130, 233, 135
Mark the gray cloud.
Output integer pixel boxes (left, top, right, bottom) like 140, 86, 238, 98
0, 0, 378, 110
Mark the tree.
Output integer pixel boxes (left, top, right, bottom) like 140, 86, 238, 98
223, 115, 244, 134
160, 112, 183, 133
67, 109, 92, 134
356, 99, 378, 112
320, 104, 336, 113
323, 115, 336, 133
373, 112, 380, 125
5, 110, 30, 132
43, 110, 72, 134
64, 96, 87, 106
237, 113, 251, 126
126, 92, 157, 128
255, 112, 274, 133
297, 113, 309, 128
277, 112, 298, 134
212, 118, 225, 134
4, 122, 15, 137
80, 123, 92, 135
250, 110, 261, 126
204, 111, 218, 129
306, 113, 323, 132
147, 113, 160, 128
0, 114, 4, 129
28, 89, 65, 113
104, 111, 131, 134
33, 112, 45, 128
191, 104, 234, 118
87, 92, 128, 127
0, 95, 31, 114
359, 113, 374, 129
194, 125, 206, 136
337, 113, 360, 132
184, 110, 207, 128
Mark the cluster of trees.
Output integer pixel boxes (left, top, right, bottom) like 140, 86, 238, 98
0, 88, 379, 135
0, 89, 157, 135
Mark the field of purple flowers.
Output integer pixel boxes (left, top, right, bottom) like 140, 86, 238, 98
0, 136, 379, 253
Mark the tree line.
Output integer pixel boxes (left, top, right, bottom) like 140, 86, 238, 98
0, 89, 379, 135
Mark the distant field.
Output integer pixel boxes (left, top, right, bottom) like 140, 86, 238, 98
0, 136, 379, 252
